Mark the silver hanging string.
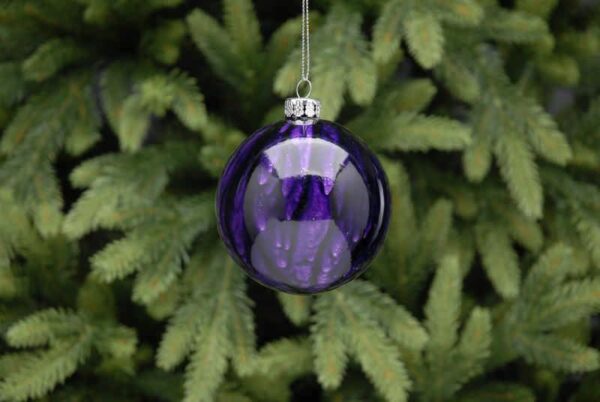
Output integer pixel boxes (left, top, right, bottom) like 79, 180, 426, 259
296, 0, 312, 98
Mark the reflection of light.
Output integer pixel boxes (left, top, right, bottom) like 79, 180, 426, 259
374, 179, 386, 241
331, 163, 369, 244
243, 163, 285, 238
263, 138, 349, 180
251, 218, 351, 290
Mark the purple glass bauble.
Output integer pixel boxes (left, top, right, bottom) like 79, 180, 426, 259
216, 120, 390, 294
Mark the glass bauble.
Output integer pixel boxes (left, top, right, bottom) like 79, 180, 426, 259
217, 117, 390, 294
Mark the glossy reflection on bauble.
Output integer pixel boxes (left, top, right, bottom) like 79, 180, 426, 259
216, 119, 390, 294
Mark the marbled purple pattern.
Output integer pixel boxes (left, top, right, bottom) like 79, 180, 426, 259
216, 120, 390, 294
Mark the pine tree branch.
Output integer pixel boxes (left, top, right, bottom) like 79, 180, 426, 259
475, 220, 521, 299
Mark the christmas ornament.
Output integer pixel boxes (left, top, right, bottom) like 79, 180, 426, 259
216, 0, 390, 294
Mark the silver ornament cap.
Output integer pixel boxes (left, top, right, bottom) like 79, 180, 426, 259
284, 97, 321, 125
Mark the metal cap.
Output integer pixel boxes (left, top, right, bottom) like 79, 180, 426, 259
284, 97, 321, 125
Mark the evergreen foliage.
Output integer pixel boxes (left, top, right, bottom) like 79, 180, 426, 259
0, 0, 599, 401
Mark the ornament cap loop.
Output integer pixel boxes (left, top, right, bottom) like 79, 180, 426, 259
284, 97, 321, 125
296, 78, 312, 98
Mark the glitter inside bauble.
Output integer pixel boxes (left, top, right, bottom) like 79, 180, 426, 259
216, 119, 390, 294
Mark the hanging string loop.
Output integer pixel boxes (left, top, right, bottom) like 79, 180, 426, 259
296, 78, 312, 98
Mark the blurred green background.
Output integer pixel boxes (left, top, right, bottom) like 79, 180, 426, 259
0, 0, 599, 401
